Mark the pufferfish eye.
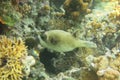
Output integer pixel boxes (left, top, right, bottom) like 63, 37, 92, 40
41, 33, 47, 41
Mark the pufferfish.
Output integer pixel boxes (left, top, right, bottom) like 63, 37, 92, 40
39, 30, 97, 53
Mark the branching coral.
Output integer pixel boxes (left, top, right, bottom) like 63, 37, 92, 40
0, 35, 28, 80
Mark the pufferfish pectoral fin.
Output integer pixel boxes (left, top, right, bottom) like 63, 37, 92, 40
76, 40, 97, 48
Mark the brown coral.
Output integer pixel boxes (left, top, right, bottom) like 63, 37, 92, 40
0, 36, 28, 80
63, 0, 91, 20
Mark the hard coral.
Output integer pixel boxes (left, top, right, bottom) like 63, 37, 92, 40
93, 56, 109, 70
0, 36, 27, 80
108, 4, 120, 20
110, 54, 120, 72
91, 53, 120, 80
63, 0, 91, 20
0, 1, 22, 26
97, 67, 120, 80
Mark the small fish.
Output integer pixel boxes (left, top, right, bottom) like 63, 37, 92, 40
39, 30, 97, 53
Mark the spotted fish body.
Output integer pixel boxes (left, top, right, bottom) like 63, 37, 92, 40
40, 30, 97, 52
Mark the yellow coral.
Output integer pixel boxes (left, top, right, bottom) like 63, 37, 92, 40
93, 56, 109, 70
98, 68, 120, 80
92, 53, 120, 80
110, 54, 120, 72
91, 21, 102, 29
0, 36, 28, 80
108, 4, 120, 20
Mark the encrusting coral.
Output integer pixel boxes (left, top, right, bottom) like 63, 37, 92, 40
0, 35, 28, 80
89, 52, 120, 80
0, 1, 22, 26
110, 53, 120, 72
108, 5, 120, 20
97, 67, 120, 80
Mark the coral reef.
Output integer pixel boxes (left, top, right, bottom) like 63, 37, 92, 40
0, 1, 22, 26
108, 4, 120, 21
0, 0, 33, 27
18, 3, 32, 16
1, 0, 120, 80
97, 67, 120, 80
110, 53, 120, 72
87, 50, 120, 80
48, 18, 72, 30
0, 36, 28, 80
63, 0, 92, 20
22, 56, 36, 77
0, 35, 36, 80
50, 67, 98, 80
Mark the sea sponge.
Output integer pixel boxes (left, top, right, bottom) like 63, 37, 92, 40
0, 35, 28, 80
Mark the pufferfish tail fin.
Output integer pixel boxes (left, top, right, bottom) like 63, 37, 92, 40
76, 40, 97, 48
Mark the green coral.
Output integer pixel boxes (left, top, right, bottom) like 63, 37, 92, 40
2, 11, 21, 26
0, 1, 22, 26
